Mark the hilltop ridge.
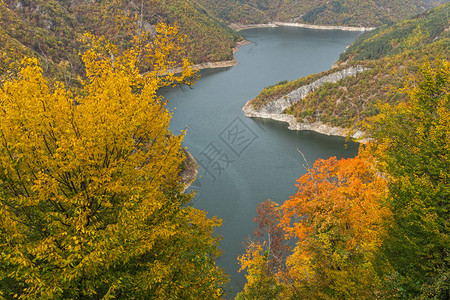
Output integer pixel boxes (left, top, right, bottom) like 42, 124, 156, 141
197, 0, 447, 27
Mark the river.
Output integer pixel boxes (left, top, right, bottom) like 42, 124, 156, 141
163, 26, 360, 296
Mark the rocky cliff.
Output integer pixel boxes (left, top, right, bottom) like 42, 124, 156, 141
243, 66, 368, 139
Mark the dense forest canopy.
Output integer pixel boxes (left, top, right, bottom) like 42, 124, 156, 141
0, 0, 448, 298
0, 24, 228, 299
1, 0, 447, 86
0, 0, 239, 84
197, 0, 448, 26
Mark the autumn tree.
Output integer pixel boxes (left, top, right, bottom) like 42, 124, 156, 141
253, 200, 291, 272
237, 149, 392, 299
237, 241, 284, 300
0, 23, 227, 299
236, 200, 288, 300
279, 151, 392, 299
367, 59, 449, 297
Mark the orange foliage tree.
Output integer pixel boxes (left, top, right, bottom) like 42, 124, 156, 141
279, 150, 392, 299
238, 149, 393, 299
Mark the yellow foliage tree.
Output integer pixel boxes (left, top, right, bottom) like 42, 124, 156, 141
0, 23, 227, 299
236, 241, 283, 300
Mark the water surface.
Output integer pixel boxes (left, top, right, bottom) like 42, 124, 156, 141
163, 27, 360, 296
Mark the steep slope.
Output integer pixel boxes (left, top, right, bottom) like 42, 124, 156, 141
243, 3, 449, 135
197, 0, 447, 27
72, 0, 240, 63
0, 0, 240, 82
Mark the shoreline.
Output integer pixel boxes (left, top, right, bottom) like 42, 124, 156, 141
242, 66, 369, 142
176, 39, 250, 190
192, 39, 250, 70
230, 22, 375, 32
229, 23, 278, 31
243, 102, 366, 141
165, 40, 250, 74
274, 22, 375, 32
180, 149, 199, 192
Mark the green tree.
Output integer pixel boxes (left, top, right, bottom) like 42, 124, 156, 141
0, 23, 227, 299
367, 59, 449, 297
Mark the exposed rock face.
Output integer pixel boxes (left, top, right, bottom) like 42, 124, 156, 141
243, 66, 368, 140
229, 22, 375, 32
180, 149, 199, 192
273, 22, 376, 32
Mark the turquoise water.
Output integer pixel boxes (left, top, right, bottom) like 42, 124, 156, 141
163, 27, 360, 296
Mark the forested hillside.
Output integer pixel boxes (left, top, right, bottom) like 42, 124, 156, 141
197, 0, 448, 27
238, 58, 450, 297
0, 0, 239, 83
1, 0, 446, 85
247, 3, 449, 130
1, 1, 448, 298
238, 5, 449, 298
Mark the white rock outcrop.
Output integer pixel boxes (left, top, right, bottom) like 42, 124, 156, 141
274, 22, 375, 32
243, 66, 368, 140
